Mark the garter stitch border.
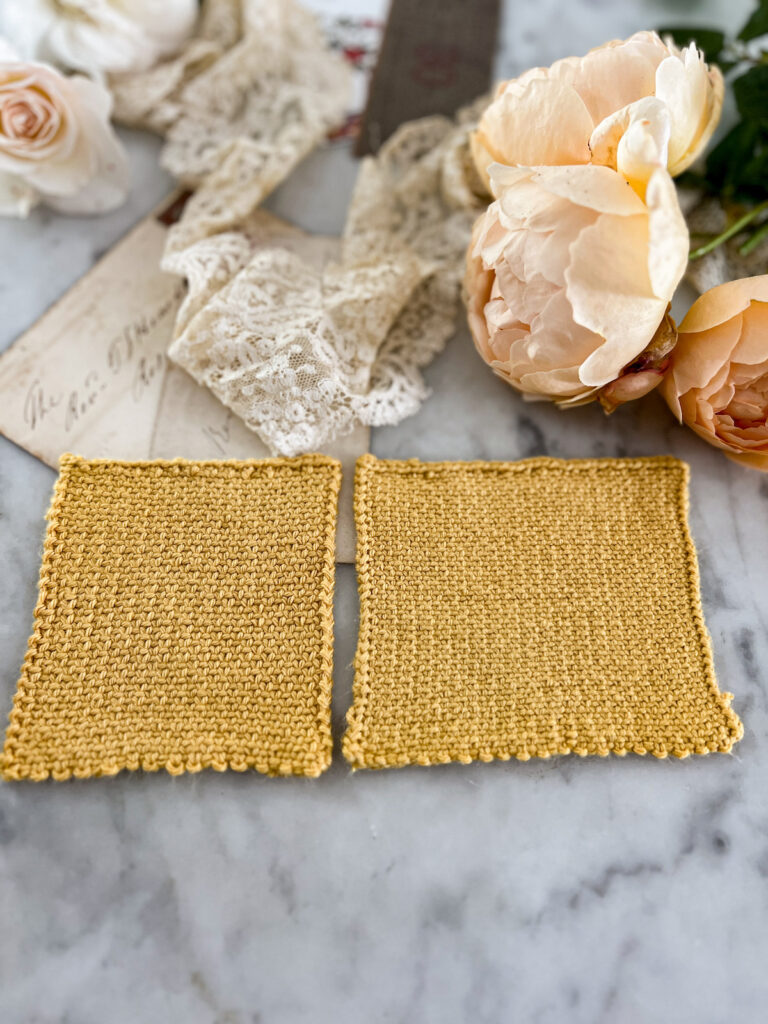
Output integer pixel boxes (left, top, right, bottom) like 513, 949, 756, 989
2, 453, 341, 781
343, 454, 743, 769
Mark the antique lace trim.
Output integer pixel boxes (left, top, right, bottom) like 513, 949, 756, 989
110, 0, 351, 190
163, 107, 486, 456
113, 0, 485, 454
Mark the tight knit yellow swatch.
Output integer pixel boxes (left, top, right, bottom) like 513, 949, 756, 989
343, 455, 743, 769
2, 454, 340, 781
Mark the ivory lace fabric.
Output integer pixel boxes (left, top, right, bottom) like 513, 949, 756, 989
162, 108, 487, 455
113, 0, 485, 454
110, 0, 351, 190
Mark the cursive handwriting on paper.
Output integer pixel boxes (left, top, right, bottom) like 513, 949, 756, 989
65, 371, 107, 431
22, 282, 185, 434
132, 353, 165, 402
23, 379, 61, 431
202, 408, 234, 455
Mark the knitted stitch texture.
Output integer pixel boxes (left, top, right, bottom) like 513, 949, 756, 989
343, 455, 743, 769
2, 454, 341, 781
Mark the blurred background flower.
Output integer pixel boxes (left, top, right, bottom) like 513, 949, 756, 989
0, 42, 129, 216
0, 0, 198, 77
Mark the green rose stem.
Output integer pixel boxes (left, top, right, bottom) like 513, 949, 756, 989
689, 198, 768, 260
739, 217, 768, 256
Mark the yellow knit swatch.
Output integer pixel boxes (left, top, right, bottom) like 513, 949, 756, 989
2, 454, 341, 781
343, 455, 743, 769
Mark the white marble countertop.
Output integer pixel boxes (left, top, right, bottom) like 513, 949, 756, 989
1, 1, 766, 1021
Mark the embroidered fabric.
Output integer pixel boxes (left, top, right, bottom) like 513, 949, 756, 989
110, 0, 351, 188
162, 108, 486, 456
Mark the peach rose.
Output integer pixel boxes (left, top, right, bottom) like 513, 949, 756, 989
471, 32, 722, 192
0, 44, 129, 216
661, 277, 768, 471
464, 162, 688, 404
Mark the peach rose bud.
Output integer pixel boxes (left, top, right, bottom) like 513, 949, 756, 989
661, 277, 768, 471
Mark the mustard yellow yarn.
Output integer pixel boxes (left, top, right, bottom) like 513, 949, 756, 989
2, 454, 341, 781
343, 454, 743, 769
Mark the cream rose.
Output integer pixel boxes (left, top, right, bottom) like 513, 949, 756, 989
0, 0, 197, 76
464, 162, 688, 405
661, 277, 768, 471
0, 46, 129, 216
471, 32, 722, 192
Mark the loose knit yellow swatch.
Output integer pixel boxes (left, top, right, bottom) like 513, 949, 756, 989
343, 454, 743, 769
2, 454, 341, 781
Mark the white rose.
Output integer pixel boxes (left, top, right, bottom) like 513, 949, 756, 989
0, 45, 129, 216
0, 0, 198, 76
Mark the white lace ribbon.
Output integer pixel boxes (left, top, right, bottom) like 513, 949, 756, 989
163, 107, 486, 455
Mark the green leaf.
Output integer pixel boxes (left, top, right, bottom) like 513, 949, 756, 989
738, 0, 768, 42
705, 120, 768, 201
741, 143, 768, 191
733, 64, 768, 122
706, 121, 756, 187
656, 25, 726, 62
675, 169, 709, 190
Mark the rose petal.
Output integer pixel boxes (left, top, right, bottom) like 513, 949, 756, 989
517, 364, 587, 397
725, 449, 768, 471
0, 168, 37, 215
529, 163, 645, 215
477, 77, 593, 168
730, 301, 768, 365
615, 100, 671, 196
655, 46, 723, 174
645, 168, 689, 299
679, 276, 768, 334
43, 0, 198, 76
32, 83, 126, 206
668, 333, 738, 404
551, 32, 666, 123
567, 211, 667, 387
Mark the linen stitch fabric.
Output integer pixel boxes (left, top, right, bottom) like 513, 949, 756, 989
343, 455, 743, 769
2, 454, 340, 781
